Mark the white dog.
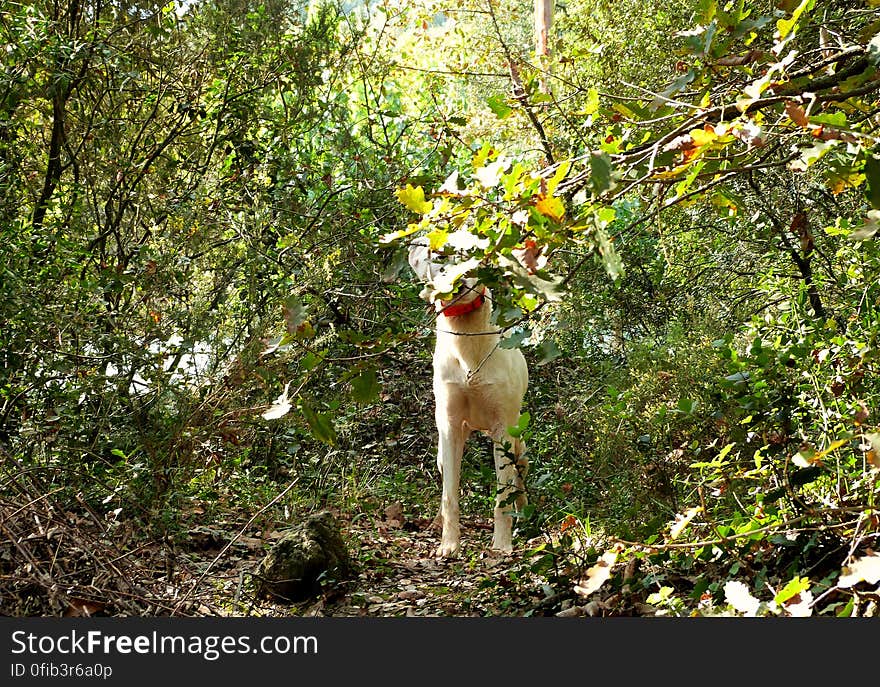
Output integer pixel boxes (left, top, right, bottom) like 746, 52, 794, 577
408, 242, 529, 557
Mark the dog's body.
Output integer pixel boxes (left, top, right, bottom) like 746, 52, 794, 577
409, 243, 529, 557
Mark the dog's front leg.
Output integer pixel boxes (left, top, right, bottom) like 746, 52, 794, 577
491, 433, 525, 554
435, 418, 465, 557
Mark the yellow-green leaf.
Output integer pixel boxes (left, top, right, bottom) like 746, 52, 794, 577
380, 219, 428, 244
690, 126, 718, 147
427, 227, 449, 251
546, 160, 572, 196
582, 87, 600, 115
396, 184, 432, 214
535, 195, 565, 222
351, 367, 380, 404
776, 0, 815, 41
774, 575, 811, 605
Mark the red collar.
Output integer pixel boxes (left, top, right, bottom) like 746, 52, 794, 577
440, 288, 485, 318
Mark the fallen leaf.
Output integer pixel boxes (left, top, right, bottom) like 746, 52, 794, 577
838, 552, 880, 588
302, 599, 324, 616
559, 514, 578, 534
724, 580, 761, 616
783, 590, 813, 617
573, 550, 618, 598
555, 606, 584, 617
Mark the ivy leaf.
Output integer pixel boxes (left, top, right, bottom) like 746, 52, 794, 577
863, 154, 880, 209
396, 184, 432, 214
300, 400, 336, 445
589, 152, 613, 195
351, 367, 380, 404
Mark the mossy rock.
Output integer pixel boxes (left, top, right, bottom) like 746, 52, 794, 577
256, 511, 353, 602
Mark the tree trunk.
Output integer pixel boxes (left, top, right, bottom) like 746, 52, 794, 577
535, 0, 554, 93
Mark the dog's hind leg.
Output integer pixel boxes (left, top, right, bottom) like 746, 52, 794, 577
513, 438, 528, 512
435, 417, 467, 557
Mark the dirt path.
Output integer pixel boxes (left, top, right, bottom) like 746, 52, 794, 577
242, 510, 553, 617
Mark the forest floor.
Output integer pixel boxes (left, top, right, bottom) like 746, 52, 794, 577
2, 479, 649, 618
188, 505, 649, 618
